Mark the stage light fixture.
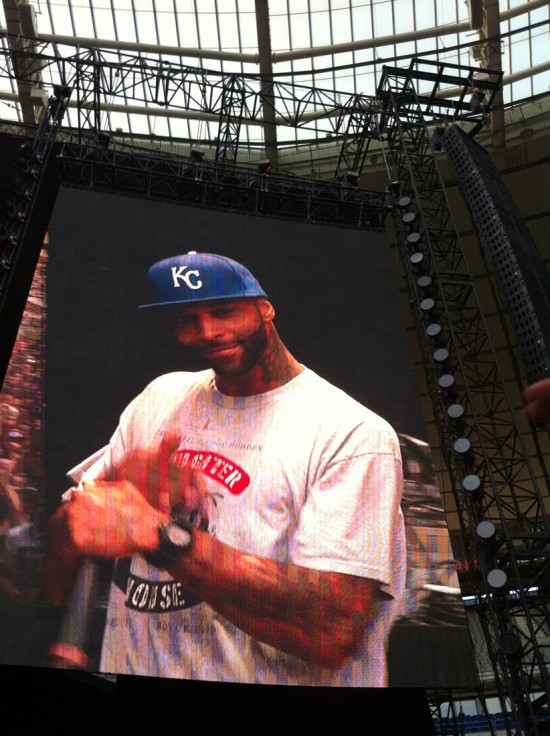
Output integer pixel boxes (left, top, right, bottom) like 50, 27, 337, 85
438, 373, 457, 395
189, 149, 205, 163
437, 373, 458, 406
426, 322, 442, 339
433, 347, 451, 370
453, 436, 474, 470
53, 84, 72, 100
257, 159, 272, 175
475, 521, 508, 577
453, 437, 472, 455
5, 199, 18, 219
12, 178, 27, 196
426, 323, 448, 350
409, 251, 426, 272
385, 183, 402, 206
346, 170, 359, 187
388, 181, 402, 198
499, 631, 523, 658
13, 177, 38, 200
406, 231, 422, 247
476, 520, 497, 542
420, 297, 437, 314
417, 275, 432, 290
397, 194, 423, 246
477, 525, 508, 584
447, 403, 467, 435
389, 181, 401, 193
97, 132, 111, 149
417, 275, 435, 299
487, 567, 508, 593
439, 375, 460, 403
401, 210, 416, 227
25, 152, 43, 167
462, 473, 482, 495
447, 403, 465, 421
19, 159, 33, 175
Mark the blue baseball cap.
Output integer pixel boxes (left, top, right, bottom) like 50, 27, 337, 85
139, 251, 267, 309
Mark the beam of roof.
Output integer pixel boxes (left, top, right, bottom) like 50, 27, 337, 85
29, 31, 259, 64
11, 0, 541, 70
254, 0, 277, 170
1, 0, 41, 123
274, 0, 548, 62
7, 19, 476, 68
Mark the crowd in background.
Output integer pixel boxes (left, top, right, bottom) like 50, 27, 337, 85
0, 247, 46, 603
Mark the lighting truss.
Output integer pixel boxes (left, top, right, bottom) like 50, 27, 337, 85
379, 61, 550, 735
55, 137, 391, 231
0, 35, 503, 164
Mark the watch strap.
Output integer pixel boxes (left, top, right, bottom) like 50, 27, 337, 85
145, 516, 194, 569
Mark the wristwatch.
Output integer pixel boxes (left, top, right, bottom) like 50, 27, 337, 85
146, 517, 194, 568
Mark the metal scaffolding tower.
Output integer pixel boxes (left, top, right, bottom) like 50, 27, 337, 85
0, 82, 70, 387
0, 35, 501, 165
377, 61, 550, 735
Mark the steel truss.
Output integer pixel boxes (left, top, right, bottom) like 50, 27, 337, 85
0, 83, 69, 301
215, 74, 246, 164
55, 138, 391, 230
0, 82, 70, 386
378, 64, 550, 734
332, 95, 382, 180
1, 35, 498, 172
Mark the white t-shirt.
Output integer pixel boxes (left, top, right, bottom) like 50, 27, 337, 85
69, 367, 406, 686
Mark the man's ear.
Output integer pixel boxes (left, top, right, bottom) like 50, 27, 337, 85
258, 299, 275, 322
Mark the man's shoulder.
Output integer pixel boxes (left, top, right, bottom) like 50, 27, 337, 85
117, 369, 213, 429
300, 369, 399, 443
302, 369, 385, 417
141, 369, 213, 396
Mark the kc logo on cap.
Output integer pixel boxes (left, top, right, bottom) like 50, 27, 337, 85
171, 266, 203, 290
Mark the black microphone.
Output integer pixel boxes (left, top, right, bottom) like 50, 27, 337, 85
48, 558, 106, 670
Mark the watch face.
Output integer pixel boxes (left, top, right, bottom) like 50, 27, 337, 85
165, 522, 192, 549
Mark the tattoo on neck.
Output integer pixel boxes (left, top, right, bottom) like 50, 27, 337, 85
259, 331, 301, 389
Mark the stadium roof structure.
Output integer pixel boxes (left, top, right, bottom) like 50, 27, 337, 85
0, 0, 548, 162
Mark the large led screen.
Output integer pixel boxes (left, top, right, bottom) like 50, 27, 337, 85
0, 185, 477, 690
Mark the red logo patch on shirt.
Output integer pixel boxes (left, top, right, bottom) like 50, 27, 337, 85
170, 449, 250, 495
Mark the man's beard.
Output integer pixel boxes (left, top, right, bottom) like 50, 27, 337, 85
181, 320, 269, 377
